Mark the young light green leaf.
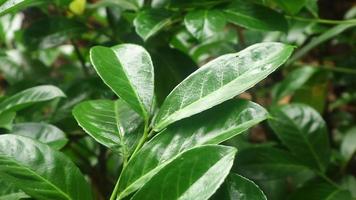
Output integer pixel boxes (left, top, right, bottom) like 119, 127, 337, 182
117, 99, 267, 198
0, 0, 45, 16
0, 134, 93, 200
131, 145, 236, 200
134, 9, 173, 41
272, 0, 307, 15
269, 104, 330, 172
184, 9, 226, 41
272, 66, 318, 102
212, 174, 267, 200
235, 146, 311, 180
90, 44, 154, 120
73, 99, 143, 155
224, 1, 288, 32
0, 85, 65, 114
341, 127, 356, 163
154, 42, 294, 131
10, 123, 68, 150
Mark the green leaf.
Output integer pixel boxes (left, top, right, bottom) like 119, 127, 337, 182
272, 66, 318, 102
268, 104, 330, 172
90, 44, 154, 120
224, 1, 288, 32
235, 146, 311, 180
288, 23, 356, 64
290, 180, 353, 200
272, 0, 307, 15
0, 180, 29, 200
133, 9, 173, 41
131, 145, 236, 200
73, 100, 143, 155
0, 111, 15, 130
10, 123, 68, 150
0, 85, 65, 114
117, 99, 267, 198
212, 173, 267, 200
0, 134, 93, 200
341, 127, 356, 163
154, 42, 294, 131
0, 0, 45, 16
169, 0, 224, 8
184, 9, 226, 41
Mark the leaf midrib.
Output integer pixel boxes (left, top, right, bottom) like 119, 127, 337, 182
0, 154, 72, 200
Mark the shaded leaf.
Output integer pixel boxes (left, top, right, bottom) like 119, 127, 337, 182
0, 0, 45, 16
0, 134, 93, 200
272, 0, 307, 15
341, 127, 356, 162
117, 99, 267, 198
90, 44, 154, 120
131, 145, 236, 200
269, 104, 330, 172
154, 42, 293, 131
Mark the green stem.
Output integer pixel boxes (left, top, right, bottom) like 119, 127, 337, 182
71, 39, 89, 76
320, 66, 356, 75
286, 15, 356, 25
109, 178, 120, 200
315, 171, 339, 188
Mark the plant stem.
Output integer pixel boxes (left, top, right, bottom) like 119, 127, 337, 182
315, 171, 340, 188
130, 124, 150, 159
286, 16, 356, 25
71, 39, 89, 76
109, 178, 120, 200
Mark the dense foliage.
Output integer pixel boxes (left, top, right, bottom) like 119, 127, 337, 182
0, 0, 355, 200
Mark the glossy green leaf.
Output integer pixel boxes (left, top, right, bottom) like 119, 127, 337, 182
73, 99, 143, 155
269, 104, 330, 172
169, 0, 223, 8
134, 9, 173, 41
0, 111, 15, 130
224, 1, 288, 32
0, 85, 65, 114
0, 0, 45, 16
290, 180, 353, 200
235, 146, 311, 180
154, 42, 294, 131
288, 23, 356, 64
184, 9, 226, 41
272, 66, 318, 102
117, 99, 267, 198
0, 180, 29, 200
212, 173, 267, 200
90, 44, 154, 120
272, 0, 307, 15
341, 127, 356, 162
10, 123, 68, 150
0, 134, 93, 200
131, 145, 236, 200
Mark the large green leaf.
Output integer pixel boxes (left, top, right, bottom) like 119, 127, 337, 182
272, 0, 307, 15
73, 99, 143, 155
0, 180, 29, 200
0, 0, 45, 16
184, 9, 226, 41
10, 123, 68, 150
269, 104, 330, 172
341, 127, 356, 163
212, 173, 267, 200
131, 145, 236, 200
154, 42, 293, 131
290, 180, 353, 200
0, 134, 93, 200
224, 1, 288, 32
117, 99, 267, 198
133, 9, 173, 41
235, 146, 311, 180
272, 66, 318, 102
0, 85, 65, 114
90, 44, 154, 120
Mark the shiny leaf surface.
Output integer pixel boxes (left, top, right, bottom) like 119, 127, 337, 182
0, 0, 45, 16
117, 99, 267, 198
73, 99, 143, 155
184, 9, 226, 41
10, 123, 68, 150
0, 85, 65, 114
134, 9, 173, 41
224, 1, 288, 32
131, 145, 236, 200
269, 104, 330, 172
90, 44, 154, 120
154, 42, 293, 131
0, 134, 93, 200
